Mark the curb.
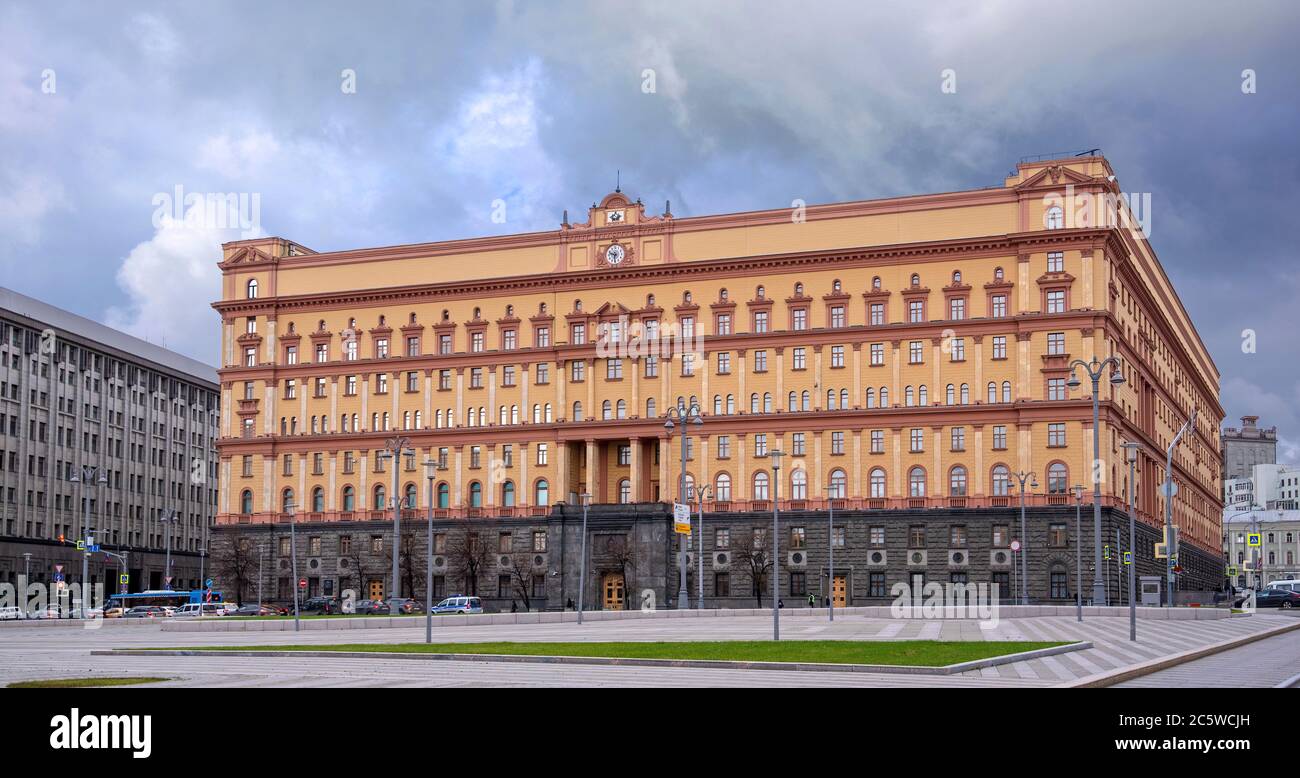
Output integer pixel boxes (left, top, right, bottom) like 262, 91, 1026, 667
1059, 620, 1300, 688
95, 640, 1090, 676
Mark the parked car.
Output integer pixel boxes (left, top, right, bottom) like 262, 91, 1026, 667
396, 598, 424, 614
84, 608, 104, 619
103, 607, 127, 619
355, 599, 391, 615
123, 605, 170, 618
29, 605, 63, 619
432, 596, 483, 615
301, 597, 339, 614
1265, 580, 1300, 594
1254, 588, 1300, 609
0, 606, 25, 620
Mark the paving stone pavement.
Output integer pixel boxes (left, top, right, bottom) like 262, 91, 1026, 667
0, 612, 1292, 688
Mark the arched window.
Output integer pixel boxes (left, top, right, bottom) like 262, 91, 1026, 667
616, 399, 627, 419
499, 406, 508, 425
905, 386, 915, 407
342, 486, 355, 512
502, 481, 516, 507
801, 391, 811, 411
753, 471, 770, 501
865, 388, 875, 408
714, 395, 723, 415
909, 467, 927, 497
763, 393, 773, 413
544, 404, 552, 422
949, 466, 968, 496
240, 489, 253, 514
715, 473, 732, 501
618, 479, 631, 504
872, 276, 882, 290
437, 482, 450, 508
311, 487, 324, 512
573, 401, 583, 421
478, 407, 486, 427
952, 270, 962, 284
282, 488, 295, 514
750, 393, 759, 413
727, 395, 735, 414
788, 391, 797, 412
946, 384, 955, 405
829, 469, 847, 499
987, 382, 997, 403
436, 409, 444, 428
795, 282, 804, 296
1001, 381, 1012, 403
991, 465, 1011, 496
602, 400, 612, 420
840, 389, 848, 409
405, 484, 417, 509
790, 469, 807, 499
646, 398, 656, 418
879, 387, 889, 407
994, 267, 1004, 281
918, 385, 928, 406
1045, 205, 1064, 229
374, 484, 387, 511
827, 390, 837, 410
869, 468, 887, 498
534, 479, 550, 506
1047, 462, 1069, 494
960, 384, 969, 405
246, 279, 258, 299
910, 273, 920, 287
469, 481, 482, 508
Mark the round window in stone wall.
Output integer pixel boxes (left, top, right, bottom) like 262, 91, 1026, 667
911, 551, 923, 564
870, 551, 884, 564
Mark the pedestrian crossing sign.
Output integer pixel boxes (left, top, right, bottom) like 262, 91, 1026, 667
1246, 533, 1261, 548
1227, 566, 1237, 577
1123, 551, 1132, 565
1103, 545, 1112, 560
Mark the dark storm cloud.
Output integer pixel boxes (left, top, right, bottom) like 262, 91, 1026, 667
1, 0, 1297, 453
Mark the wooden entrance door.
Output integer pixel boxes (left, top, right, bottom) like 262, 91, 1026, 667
366, 579, 384, 601
832, 575, 848, 608
602, 573, 625, 610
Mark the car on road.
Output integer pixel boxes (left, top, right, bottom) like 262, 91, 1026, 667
354, 599, 391, 615
104, 607, 127, 618
396, 598, 424, 614
233, 603, 284, 617
301, 597, 339, 614
123, 605, 171, 618
29, 605, 63, 619
0, 606, 25, 620
1254, 588, 1300, 609
1265, 580, 1300, 594
84, 608, 104, 619
431, 596, 483, 615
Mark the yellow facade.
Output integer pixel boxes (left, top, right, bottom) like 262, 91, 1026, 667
213, 156, 1224, 556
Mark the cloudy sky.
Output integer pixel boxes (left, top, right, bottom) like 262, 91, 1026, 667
2, 0, 1298, 457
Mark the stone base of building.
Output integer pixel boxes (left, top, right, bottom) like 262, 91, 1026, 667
208, 503, 1225, 610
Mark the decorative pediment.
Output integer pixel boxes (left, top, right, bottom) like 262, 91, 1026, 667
1015, 165, 1096, 191
223, 246, 277, 265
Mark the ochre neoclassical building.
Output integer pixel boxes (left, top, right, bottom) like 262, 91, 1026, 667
211, 154, 1224, 607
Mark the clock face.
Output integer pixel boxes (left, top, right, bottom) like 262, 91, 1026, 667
605, 244, 626, 265
607, 209, 624, 223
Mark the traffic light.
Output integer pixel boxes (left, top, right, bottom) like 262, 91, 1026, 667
58, 534, 65, 544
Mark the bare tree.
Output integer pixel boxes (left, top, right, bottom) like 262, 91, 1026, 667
508, 552, 539, 611
446, 526, 489, 597
730, 532, 771, 607
608, 535, 635, 609
338, 542, 374, 603
385, 530, 423, 599
212, 532, 257, 605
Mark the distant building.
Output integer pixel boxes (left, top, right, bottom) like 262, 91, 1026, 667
1222, 415, 1277, 482
0, 287, 220, 596
1223, 508, 1300, 588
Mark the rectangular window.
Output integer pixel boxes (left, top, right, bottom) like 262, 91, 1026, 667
789, 571, 807, 596
753, 350, 768, 372
439, 370, 452, 391
570, 361, 585, 382
909, 428, 923, 453
869, 302, 885, 326
1047, 251, 1064, 273
716, 352, 731, 374
830, 306, 846, 328
792, 309, 807, 331
792, 347, 806, 370
754, 434, 768, 457
714, 572, 730, 597
1049, 523, 1068, 547
831, 431, 845, 455
1047, 377, 1067, 401
571, 323, 586, 343
1048, 422, 1067, 447
1046, 290, 1066, 314
949, 298, 966, 320
870, 343, 884, 366
949, 526, 967, 548
791, 432, 805, 457
909, 341, 924, 364
909, 525, 926, 548
716, 314, 731, 335
992, 425, 1007, 449
643, 355, 658, 378
991, 295, 1007, 318
870, 429, 884, 454
908, 299, 924, 323
992, 336, 1007, 360
789, 526, 805, 549
715, 528, 730, 549
992, 525, 1009, 547
535, 327, 550, 348
830, 345, 845, 368
1047, 332, 1065, 355
950, 427, 965, 451
869, 572, 887, 598
606, 359, 624, 380
753, 311, 769, 333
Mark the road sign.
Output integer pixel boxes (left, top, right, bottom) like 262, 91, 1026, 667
1155, 542, 1168, 559
672, 502, 691, 534
1123, 551, 1132, 566
1103, 545, 1112, 561
88, 545, 100, 553
1247, 532, 1261, 548
1227, 566, 1238, 577
1010, 540, 1021, 552
298, 578, 308, 589
205, 579, 213, 588
75, 540, 85, 551
119, 573, 129, 584
54, 564, 63, 574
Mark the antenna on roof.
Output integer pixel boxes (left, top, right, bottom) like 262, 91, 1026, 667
1076, 148, 1100, 157
615, 170, 621, 193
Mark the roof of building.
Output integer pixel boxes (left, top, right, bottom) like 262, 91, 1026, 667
0, 286, 218, 386
1223, 509, 1300, 525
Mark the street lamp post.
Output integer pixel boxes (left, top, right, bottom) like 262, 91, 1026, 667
160, 510, 179, 590
378, 435, 415, 611
1012, 470, 1038, 605
422, 459, 446, 644
1071, 485, 1085, 622
69, 465, 108, 619
1068, 356, 1125, 608
663, 401, 703, 610
22, 553, 31, 586
1162, 409, 1198, 606
577, 493, 592, 624
1121, 440, 1142, 641
827, 477, 837, 622
691, 484, 712, 609
760, 449, 786, 640
284, 502, 300, 631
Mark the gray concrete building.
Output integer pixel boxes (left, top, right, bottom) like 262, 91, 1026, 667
1222, 415, 1277, 483
0, 287, 220, 596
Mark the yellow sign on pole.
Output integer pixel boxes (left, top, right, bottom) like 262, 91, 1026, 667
1246, 533, 1261, 548
673, 503, 692, 535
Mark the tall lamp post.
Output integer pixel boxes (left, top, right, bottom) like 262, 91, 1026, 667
422, 459, 446, 644
1120, 440, 1142, 641
690, 484, 712, 609
1071, 485, 1085, 622
663, 401, 703, 609
759, 449, 786, 640
1162, 409, 1197, 606
378, 435, 415, 611
577, 492, 592, 624
827, 476, 840, 622
1011, 470, 1038, 605
160, 510, 179, 590
286, 501, 300, 632
69, 465, 108, 619
1067, 356, 1125, 608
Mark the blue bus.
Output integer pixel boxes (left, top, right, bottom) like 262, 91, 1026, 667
108, 589, 223, 611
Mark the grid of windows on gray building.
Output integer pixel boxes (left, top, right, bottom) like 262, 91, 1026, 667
0, 287, 219, 593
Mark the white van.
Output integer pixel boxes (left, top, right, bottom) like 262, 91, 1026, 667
0, 606, 24, 620
1265, 580, 1300, 594
175, 602, 232, 617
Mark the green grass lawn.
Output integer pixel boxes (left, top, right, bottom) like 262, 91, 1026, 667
159, 640, 1066, 667
8, 676, 168, 688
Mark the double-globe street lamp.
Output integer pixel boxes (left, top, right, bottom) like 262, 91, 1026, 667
1067, 356, 1125, 607
423, 458, 448, 643
378, 435, 415, 611
1071, 484, 1085, 622
1120, 439, 1143, 641
663, 401, 703, 610
758, 449, 786, 640
160, 510, 179, 589
69, 465, 108, 619
577, 492, 592, 624
689, 483, 712, 610
1010, 470, 1038, 605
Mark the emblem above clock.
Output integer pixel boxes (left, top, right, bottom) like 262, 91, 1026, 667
563, 189, 672, 271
